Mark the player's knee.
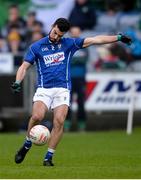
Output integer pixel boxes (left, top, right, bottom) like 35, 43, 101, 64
31, 113, 43, 122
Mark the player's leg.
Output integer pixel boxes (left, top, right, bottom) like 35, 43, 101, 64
43, 104, 68, 166
15, 101, 48, 164
43, 88, 70, 166
27, 101, 48, 136
49, 104, 68, 148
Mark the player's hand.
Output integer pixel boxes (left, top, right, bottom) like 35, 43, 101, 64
117, 34, 132, 45
11, 81, 21, 93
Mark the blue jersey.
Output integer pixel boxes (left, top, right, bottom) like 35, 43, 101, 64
24, 36, 84, 90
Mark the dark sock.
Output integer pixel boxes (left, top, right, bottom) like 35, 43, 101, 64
44, 148, 55, 161
23, 139, 32, 150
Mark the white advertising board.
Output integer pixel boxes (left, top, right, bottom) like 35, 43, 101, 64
84, 72, 141, 111
0, 53, 14, 74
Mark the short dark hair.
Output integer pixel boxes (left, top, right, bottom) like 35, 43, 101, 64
9, 4, 18, 9
53, 18, 70, 32
28, 11, 36, 17
33, 20, 43, 28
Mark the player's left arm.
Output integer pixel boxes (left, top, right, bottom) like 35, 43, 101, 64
82, 34, 132, 48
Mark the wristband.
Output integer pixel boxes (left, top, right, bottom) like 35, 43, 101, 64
15, 80, 21, 84
117, 34, 122, 41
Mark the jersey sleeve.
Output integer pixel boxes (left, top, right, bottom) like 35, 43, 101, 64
73, 37, 85, 50
24, 45, 36, 64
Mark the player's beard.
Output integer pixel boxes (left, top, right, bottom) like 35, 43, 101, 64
49, 31, 58, 43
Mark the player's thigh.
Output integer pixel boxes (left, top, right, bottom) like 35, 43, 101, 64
33, 88, 52, 110
53, 105, 69, 125
51, 88, 70, 109
32, 101, 48, 121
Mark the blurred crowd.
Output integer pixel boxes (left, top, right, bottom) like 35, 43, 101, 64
0, 3, 46, 66
0, 0, 141, 71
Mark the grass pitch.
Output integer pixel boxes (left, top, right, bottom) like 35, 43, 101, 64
0, 128, 141, 179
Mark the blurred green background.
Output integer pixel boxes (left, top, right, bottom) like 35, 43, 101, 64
0, 0, 29, 27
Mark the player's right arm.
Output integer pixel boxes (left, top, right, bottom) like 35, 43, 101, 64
11, 43, 36, 93
11, 61, 31, 93
16, 61, 31, 82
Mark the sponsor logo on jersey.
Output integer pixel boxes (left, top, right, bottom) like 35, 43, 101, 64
43, 52, 65, 65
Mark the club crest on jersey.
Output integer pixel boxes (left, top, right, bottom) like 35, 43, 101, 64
58, 44, 62, 49
43, 52, 65, 65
